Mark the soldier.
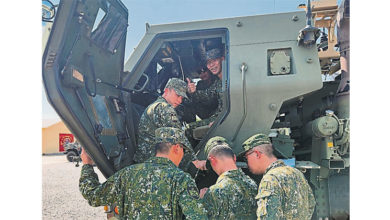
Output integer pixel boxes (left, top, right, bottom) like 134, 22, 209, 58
186, 48, 224, 128
193, 67, 218, 119
200, 136, 258, 219
134, 77, 206, 170
177, 66, 218, 123
79, 127, 208, 219
196, 66, 216, 90
239, 134, 316, 220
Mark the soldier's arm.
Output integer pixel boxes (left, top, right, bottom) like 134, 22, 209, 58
190, 85, 218, 104
186, 108, 219, 128
297, 171, 316, 219
177, 174, 208, 219
79, 164, 122, 207
201, 188, 222, 218
256, 176, 283, 220
205, 91, 223, 124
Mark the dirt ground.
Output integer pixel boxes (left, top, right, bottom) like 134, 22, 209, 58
42, 154, 107, 220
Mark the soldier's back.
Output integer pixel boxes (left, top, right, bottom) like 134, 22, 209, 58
204, 169, 257, 219
120, 157, 205, 219
135, 97, 181, 163
259, 162, 315, 220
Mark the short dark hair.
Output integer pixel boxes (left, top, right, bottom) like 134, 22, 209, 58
256, 144, 274, 158
208, 144, 234, 159
155, 142, 173, 154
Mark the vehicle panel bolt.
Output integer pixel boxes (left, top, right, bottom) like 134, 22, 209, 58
292, 15, 299, 21
240, 63, 248, 72
236, 21, 242, 27
306, 58, 313, 63
269, 103, 277, 111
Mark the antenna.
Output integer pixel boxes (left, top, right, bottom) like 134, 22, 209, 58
306, 0, 312, 26
297, 0, 320, 48
274, 0, 276, 12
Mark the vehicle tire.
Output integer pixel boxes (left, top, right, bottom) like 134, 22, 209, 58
66, 151, 77, 162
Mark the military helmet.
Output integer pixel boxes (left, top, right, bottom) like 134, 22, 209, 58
164, 78, 188, 99
204, 136, 231, 158
238, 133, 271, 157
206, 48, 223, 60
155, 127, 193, 152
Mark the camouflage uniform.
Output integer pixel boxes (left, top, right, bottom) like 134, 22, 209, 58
257, 160, 316, 220
190, 78, 222, 123
240, 134, 316, 220
178, 76, 218, 121
194, 75, 218, 118
202, 169, 258, 219
79, 127, 207, 220
187, 48, 224, 129
196, 77, 214, 90
134, 78, 196, 164
202, 136, 258, 219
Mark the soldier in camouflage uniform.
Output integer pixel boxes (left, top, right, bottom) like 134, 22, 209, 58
239, 134, 316, 220
192, 67, 218, 119
186, 48, 224, 128
134, 78, 206, 170
200, 136, 258, 219
79, 127, 208, 219
177, 66, 218, 123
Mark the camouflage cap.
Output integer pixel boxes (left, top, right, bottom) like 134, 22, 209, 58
238, 133, 271, 157
204, 136, 231, 158
164, 78, 188, 99
155, 127, 193, 152
206, 48, 223, 61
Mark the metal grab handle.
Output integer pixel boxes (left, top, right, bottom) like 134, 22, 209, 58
133, 73, 149, 92
232, 63, 248, 141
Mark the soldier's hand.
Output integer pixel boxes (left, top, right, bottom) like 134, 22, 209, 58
192, 160, 207, 170
187, 78, 196, 94
80, 147, 94, 165
208, 122, 214, 127
199, 187, 208, 199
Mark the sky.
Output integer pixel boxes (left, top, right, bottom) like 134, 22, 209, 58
42, 0, 322, 127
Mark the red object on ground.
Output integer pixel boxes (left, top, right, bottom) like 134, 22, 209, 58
59, 133, 74, 152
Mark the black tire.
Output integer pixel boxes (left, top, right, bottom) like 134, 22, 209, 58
66, 151, 77, 162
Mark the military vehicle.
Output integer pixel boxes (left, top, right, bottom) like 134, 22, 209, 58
42, 0, 349, 219
63, 141, 81, 162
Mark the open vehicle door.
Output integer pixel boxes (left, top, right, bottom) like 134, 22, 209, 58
43, 0, 135, 178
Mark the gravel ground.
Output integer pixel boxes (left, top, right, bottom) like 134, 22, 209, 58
42, 154, 107, 220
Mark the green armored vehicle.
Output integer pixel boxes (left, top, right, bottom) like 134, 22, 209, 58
42, 0, 349, 219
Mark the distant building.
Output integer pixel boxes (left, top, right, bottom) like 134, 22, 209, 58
42, 121, 75, 154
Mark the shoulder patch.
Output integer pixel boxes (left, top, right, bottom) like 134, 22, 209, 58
187, 184, 200, 199
170, 113, 178, 122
